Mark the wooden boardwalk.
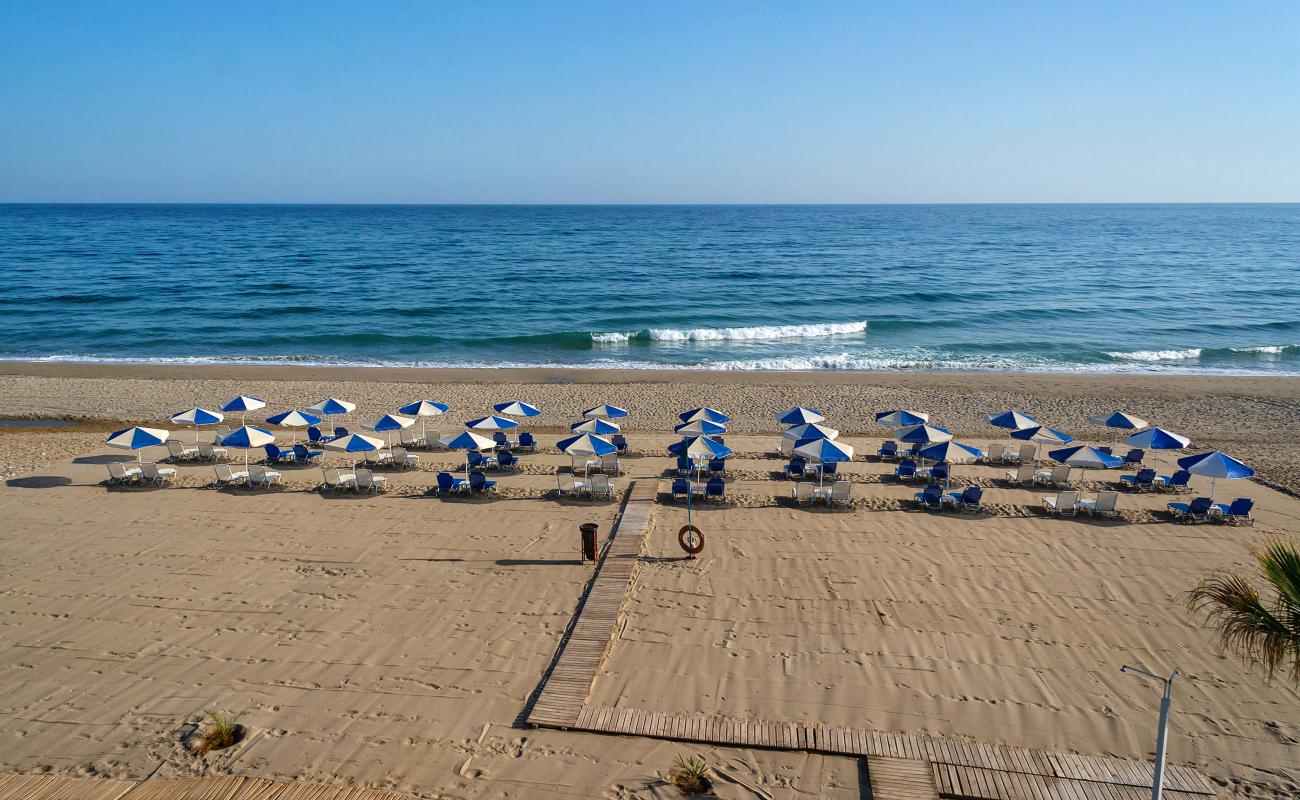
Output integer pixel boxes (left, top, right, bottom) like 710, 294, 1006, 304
0, 773, 414, 800
524, 479, 657, 728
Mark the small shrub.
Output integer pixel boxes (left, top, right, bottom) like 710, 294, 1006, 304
195, 708, 247, 755
668, 753, 711, 795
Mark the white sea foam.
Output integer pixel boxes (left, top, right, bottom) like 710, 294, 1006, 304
591, 320, 868, 344
1104, 348, 1204, 362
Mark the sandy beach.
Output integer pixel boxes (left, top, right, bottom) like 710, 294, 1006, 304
1, 362, 1298, 799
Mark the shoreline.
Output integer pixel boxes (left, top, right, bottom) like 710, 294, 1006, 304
5, 359, 1300, 392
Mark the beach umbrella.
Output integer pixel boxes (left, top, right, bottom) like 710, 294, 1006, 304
778, 407, 825, 425
170, 407, 224, 443
875, 409, 929, 428
985, 410, 1037, 430
583, 404, 629, 419
365, 413, 415, 446
399, 400, 449, 441
307, 397, 356, 431
1010, 425, 1073, 459
1088, 411, 1148, 430
220, 425, 276, 467
571, 418, 621, 435
1124, 427, 1191, 451
323, 432, 386, 467
668, 435, 733, 478
676, 419, 727, 437
1048, 445, 1123, 482
493, 401, 541, 418
466, 415, 521, 432
896, 424, 953, 445
265, 409, 322, 443
782, 422, 839, 441
441, 430, 497, 473
106, 426, 169, 464
220, 395, 266, 423
917, 441, 983, 463
678, 407, 730, 424
1177, 451, 1255, 501
793, 437, 854, 485
557, 432, 617, 478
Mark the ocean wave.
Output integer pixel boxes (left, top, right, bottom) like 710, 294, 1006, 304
1107, 344, 1298, 362
592, 320, 868, 344
1105, 348, 1204, 362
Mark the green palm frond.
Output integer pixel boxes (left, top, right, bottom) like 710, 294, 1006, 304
1188, 538, 1300, 685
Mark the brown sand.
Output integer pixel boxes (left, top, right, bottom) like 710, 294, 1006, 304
1, 363, 1298, 798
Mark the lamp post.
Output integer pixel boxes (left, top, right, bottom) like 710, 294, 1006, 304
1120, 664, 1181, 800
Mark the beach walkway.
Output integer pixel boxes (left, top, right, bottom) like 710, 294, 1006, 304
0, 772, 414, 800
523, 479, 1220, 800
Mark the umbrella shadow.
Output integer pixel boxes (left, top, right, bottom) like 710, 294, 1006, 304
6, 475, 72, 489
74, 454, 136, 464
495, 559, 584, 567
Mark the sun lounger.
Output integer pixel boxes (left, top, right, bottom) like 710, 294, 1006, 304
828, 480, 851, 508
895, 459, 917, 482
106, 462, 143, 485
707, 458, 725, 475
293, 444, 323, 464
1157, 470, 1191, 493
877, 441, 898, 461
914, 483, 946, 511
1006, 464, 1035, 484
1076, 490, 1119, 518
611, 434, 629, 454
783, 458, 806, 479
1121, 448, 1145, 468
705, 476, 725, 502
946, 485, 983, 512
197, 442, 227, 461
1120, 468, 1157, 491
390, 446, 420, 469
213, 464, 248, 488
1042, 490, 1080, 516
1212, 497, 1254, 525
590, 473, 615, 500
166, 440, 200, 462
792, 481, 814, 505
496, 451, 519, 470
601, 454, 621, 475
139, 462, 176, 485
516, 432, 537, 452
982, 443, 1006, 463
1168, 496, 1213, 522
438, 471, 468, 495
670, 478, 690, 502
350, 467, 383, 493
468, 470, 496, 493
263, 444, 294, 464
248, 464, 282, 488
320, 467, 356, 492
1033, 464, 1071, 487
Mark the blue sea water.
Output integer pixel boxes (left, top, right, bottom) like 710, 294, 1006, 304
0, 203, 1297, 374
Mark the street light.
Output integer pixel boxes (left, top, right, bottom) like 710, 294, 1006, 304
1120, 664, 1181, 800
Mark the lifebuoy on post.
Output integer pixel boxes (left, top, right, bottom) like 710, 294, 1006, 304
678, 524, 704, 556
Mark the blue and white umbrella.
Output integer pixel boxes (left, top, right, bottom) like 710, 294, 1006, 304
265, 409, 323, 443
986, 410, 1037, 430
896, 423, 953, 445
793, 437, 854, 484
1088, 411, 1148, 430
106, 426, 170, 464
1124, 427, 1190, 451
917, 441, 983, 463
494, 401, 541, 418
220, 394, 266, 423
676, 419, 727, 437
875, 409, 929, 428
783, 422, 839, 441
220, 425, 276, 466
365, 413, 415, 445
571, 418, 621, 435
1010, 426, 1073, 452
678, 407, 730, 424
557, 433, 617, 457
323, 432, 385, 453
399, 400, 450, 440
668, 435, 733, 461
778, 407, 824, 425
583, 404, 629, 419
1177, 451, 1255, 500
466, 415, 521, 431
1048, 445, 1124, 469
308, 397, 356, 431
170, 407, 224, 442
441, 430, 498, 473
558, 432, 617, 476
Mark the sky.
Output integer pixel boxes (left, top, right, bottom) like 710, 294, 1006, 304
1, 1, 1297, 203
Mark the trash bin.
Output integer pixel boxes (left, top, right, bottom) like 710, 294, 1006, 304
579, 522, 599, 563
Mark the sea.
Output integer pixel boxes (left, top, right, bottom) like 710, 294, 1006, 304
0, 203, 1297, 375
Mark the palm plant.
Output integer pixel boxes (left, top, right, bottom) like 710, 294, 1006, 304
1187, 538, 1300, 685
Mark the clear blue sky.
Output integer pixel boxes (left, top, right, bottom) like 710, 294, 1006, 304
1, 1, 1297, 203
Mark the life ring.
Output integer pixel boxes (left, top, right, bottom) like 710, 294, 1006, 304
677, 524, 704, 555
